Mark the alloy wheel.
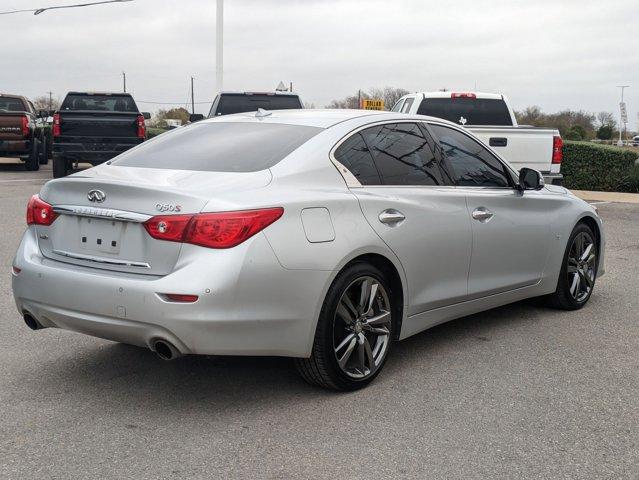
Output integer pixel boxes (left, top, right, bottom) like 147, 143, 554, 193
567, 231, 596, 302
333, 276, 392, 379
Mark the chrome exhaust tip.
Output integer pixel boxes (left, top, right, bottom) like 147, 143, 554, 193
153, 340, 182, 361
23, 312, 42, 331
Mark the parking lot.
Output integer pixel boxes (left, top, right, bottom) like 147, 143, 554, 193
0, 163, 638, 479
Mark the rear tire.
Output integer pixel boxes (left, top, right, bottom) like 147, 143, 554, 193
295, 262, 395, 391
38, 138, 48, 165
546, 223, 598, 310
52, 157, 69, 178
24, 140, 40, 171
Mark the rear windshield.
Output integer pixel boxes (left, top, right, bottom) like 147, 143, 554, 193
0, 97, 26, 112
112, 122, 322, 172
212, 94, 302, 116
417, 98, 513, 126
61, 94, 138, 112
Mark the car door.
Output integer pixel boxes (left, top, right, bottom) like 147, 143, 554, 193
428, 122, 554, 298
333, 121, 472, 315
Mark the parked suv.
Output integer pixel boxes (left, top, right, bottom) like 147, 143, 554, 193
52, 92, 150, 178
190, 92, 303, 122
0, 93, 49, 171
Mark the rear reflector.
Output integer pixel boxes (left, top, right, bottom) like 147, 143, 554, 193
144, 207, 284, 249
552, 136, 563, 164
26, 195, 57, 226
160, 293, 199, 303
52, 113, 61, 137
451, 92, 476, 99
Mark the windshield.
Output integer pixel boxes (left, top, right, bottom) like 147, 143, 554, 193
211, 94, 302, 116
417, 97, 513, 126
112, 121, 322, 172
61, 94, 138, 112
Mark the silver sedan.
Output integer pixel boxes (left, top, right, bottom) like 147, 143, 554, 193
12, 110, 605, 390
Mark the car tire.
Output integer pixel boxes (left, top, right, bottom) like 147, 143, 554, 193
38, 138, 48, 165
24, 140, 40, 171
52, 157, 69, 178
546, 222, 598, 310
295, 262, 395, 391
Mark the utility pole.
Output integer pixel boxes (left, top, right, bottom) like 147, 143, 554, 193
216, 0, 224, 93
47, 91, 53, 110
617, 85, 629, 146
191, 76, 195, 114
122, 71, 126, 93
289, 82, 293, 92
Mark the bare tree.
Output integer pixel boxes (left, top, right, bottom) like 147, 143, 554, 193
326, 86, 408, 110
596, 111, 616, 128
32, 95, 60, 111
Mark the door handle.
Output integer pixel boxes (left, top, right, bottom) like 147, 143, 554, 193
489, 137, 508, 147
378, 209, 405, 225
472, 207, 494, 222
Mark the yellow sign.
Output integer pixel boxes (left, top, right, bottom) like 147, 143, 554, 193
361, 99, 385, 110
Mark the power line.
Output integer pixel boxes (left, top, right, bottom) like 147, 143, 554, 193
0, 0, 133, 16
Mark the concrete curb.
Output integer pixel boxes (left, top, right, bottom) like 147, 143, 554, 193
571, 190, 639, 204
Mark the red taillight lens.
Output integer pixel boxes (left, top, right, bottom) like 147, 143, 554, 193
552, 136, 563, 164
160, 293, 199, 303
143, 208, 284, 249
52, 113, 61, 137
26, 195, 58, 226
451, 92, 476, 99
21, 116, 29, 136
137, 114, 146, 139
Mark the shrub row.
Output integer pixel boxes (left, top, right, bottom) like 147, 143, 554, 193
562, 141, 639, 192
146, 127, 167, 139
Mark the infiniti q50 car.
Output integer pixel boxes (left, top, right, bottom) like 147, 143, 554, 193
12, 110, 604, 390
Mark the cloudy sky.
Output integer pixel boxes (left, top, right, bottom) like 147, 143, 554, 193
1, 0, 638, 126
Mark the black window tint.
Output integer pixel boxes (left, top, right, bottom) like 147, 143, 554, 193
400, 98, 414, 113
0, 97, 26, 112
360, 123, 444, 186
215, 94, 302, 115
417, 98, 513, 126
334, 133, 381, 185
113, 122, 321, 172
61, 94, 138, 112
430, 124, 511, 187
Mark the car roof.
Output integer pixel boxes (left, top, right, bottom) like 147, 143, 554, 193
201, 108, 460, 129
218, 91, 300, 96
410, 91, 504, 100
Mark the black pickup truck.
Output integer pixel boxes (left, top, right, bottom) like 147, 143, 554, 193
0, 93, 49, 171
52, 92, 150, 177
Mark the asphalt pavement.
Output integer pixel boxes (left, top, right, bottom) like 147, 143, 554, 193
1, 162, 637, 479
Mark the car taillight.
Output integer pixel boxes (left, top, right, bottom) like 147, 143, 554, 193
52, 113, 61, 137
26, 195, 58, 226
144, 208, 284, 249
137, 114, 146, 139
451, 92, 476, 99
552, 136, 563, 164
21, 116, 29, 136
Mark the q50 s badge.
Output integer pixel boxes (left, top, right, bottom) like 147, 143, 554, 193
156, 203, 182, 213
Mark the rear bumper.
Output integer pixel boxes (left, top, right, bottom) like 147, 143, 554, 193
52, 140, 142, 164
542, 173, 563, 186
12, 227, 329, 358
0, 139, 30, 158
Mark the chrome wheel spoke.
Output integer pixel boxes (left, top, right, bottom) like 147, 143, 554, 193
362, 335, 375, 369
337, 302, 355, 325
567, 264, 578, 274
580, 269, 593, 288
365, 310, 391, 327
341, 294, 359, 319
585, 253, 596, 267
569, 272, 580, 296
358, 278, 372, 315
363, 325, 390, 335
580, 243, 593, 261
357, 335, 367, 373
336, 336, 357, 369
335, 333, 356, 353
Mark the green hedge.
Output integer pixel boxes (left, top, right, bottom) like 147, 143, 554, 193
562, 141, 639, 192
146, 127, 167, 139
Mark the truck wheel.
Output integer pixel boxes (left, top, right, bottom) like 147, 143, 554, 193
53, 157, 69, 178
24, 140, 40, 171
38, 139, 49, 165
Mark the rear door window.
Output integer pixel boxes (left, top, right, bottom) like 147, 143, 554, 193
390, 99, 405, 112
214, 94, 302, 115
333, 133, 381, 185
113, 122, 322, 172
400, 98, 414, 113
417, 97, 513, 126
61, 94, 138, 112
429, 124, 512, 187
360, 123, 445, 186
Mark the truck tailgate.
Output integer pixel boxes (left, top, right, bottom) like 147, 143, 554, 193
0, 112, 26, 140
468, 126, 557, 172
59, 112, 138, 138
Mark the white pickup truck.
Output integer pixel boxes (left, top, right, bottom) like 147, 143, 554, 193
392, 91, 564, 185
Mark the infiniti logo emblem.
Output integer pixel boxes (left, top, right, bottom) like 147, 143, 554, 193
87, 190, 106, 203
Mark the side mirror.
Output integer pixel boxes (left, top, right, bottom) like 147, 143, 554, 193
142, 112, 151, 120
189, 114, 205, 123
518, 167, 545, 191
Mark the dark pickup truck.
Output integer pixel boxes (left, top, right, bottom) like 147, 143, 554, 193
0, 93, 49, 171
52, 92, 150, 177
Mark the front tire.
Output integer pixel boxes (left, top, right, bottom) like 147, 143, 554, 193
546, 223, 598, 310
295, 263, 394, 391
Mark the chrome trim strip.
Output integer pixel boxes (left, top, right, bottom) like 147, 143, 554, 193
53, 205, 152, 223
52, 249, 151, 269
